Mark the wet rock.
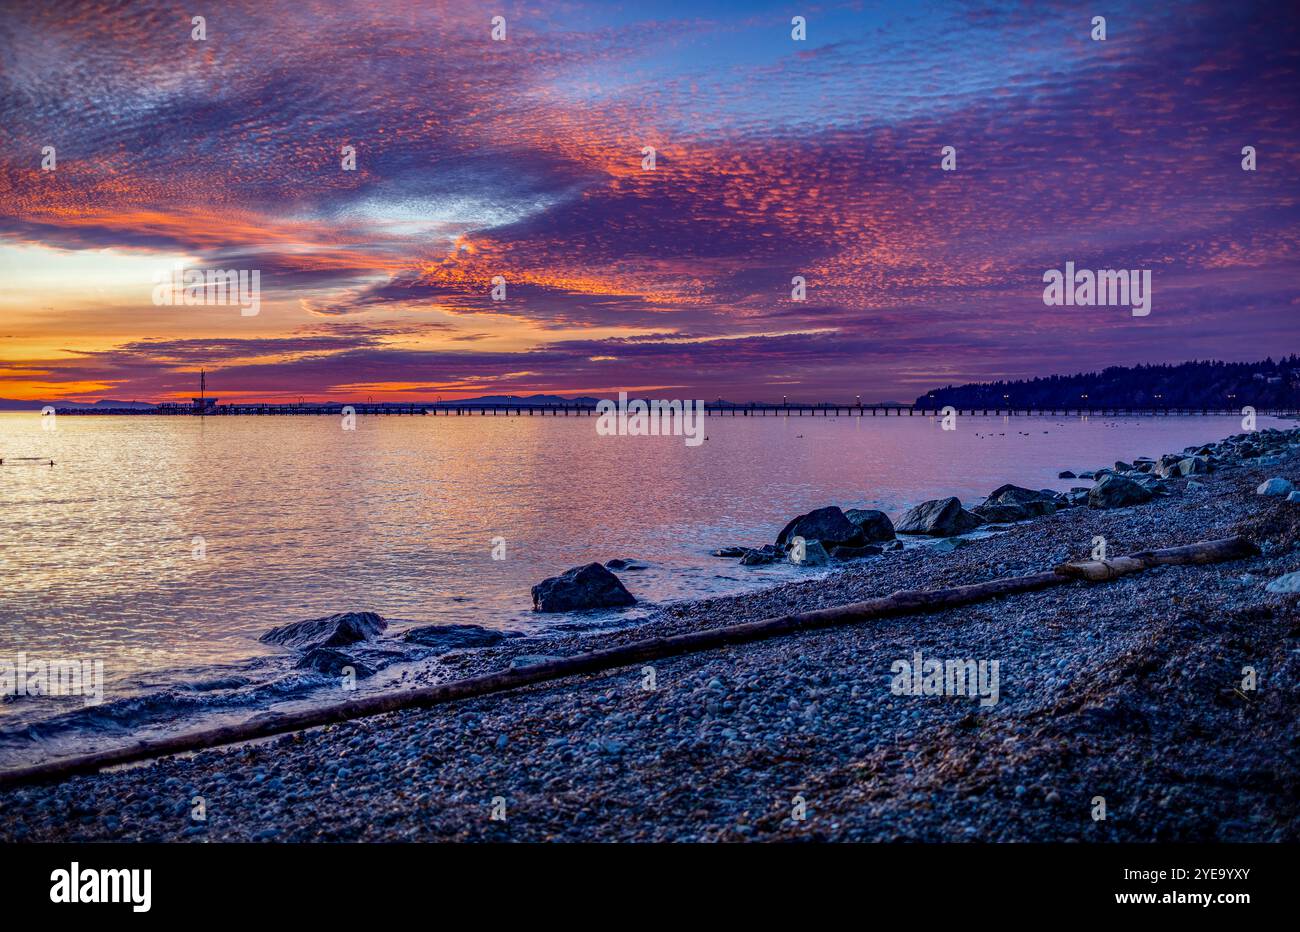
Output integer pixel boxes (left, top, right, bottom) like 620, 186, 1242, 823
531, 563, 636, 612
1088, 474, 1153, 509
1256, 478, 1294, 497
740, 545, 779, 566
711, 546, 749, 558
973, 484, 1058, 521
260, 611, 387, 651
775, 506, 865, 551
1287, 491, 1300, 504
788, 539, 830, 566
1057, 470, 1076, 479
972, 503, 1030, 522
403, 624, 522, 651
843, 509, 896, 543
1154, 453, 1187, 478
295, 647, 376, 678
605, 558, 647, 570
896, 497, 983, 536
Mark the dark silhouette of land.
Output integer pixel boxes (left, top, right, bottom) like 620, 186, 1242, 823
917, 357, 1300, 410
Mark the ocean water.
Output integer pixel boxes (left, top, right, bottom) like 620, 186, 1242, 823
0, 410, 1273, 763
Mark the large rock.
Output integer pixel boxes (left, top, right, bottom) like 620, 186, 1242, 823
972, 484, 1058, 522
1154, 453, 1190, 479
1256, 478, 1294, 497
1088, 474, 1153, 509
775, 506, 865, 551
787, 539, 830, 566
1174, 455, 1211, 477
973, 502, 1033, 523
895, 497, 983, 536
532, 563, 636, 612
829, 544, 883, 561
403, 623, 522, 650
843, 509, 896, 542
259, 611, 387, 651
295, 647, 376, 678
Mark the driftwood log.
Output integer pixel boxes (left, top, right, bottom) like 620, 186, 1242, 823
1053, 536, 1259, 581
0, 535, 1259, 788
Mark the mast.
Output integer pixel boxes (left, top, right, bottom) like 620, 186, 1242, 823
200, 370, 206, 402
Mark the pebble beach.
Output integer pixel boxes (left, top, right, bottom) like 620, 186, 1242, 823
3, 428, 1298, 843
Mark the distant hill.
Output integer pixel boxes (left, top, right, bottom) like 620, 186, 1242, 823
0, 398, 157, 411
916, 357, 1300, 409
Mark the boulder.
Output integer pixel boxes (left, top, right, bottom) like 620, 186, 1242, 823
1288, 491, 1300, 504
1256, 478, 1294, 497
787, 539, 830, 566
843, 508, 896, 542
896, 497, 983, 536
260, 611, 387, 651
972, 503, 1031, 522
828, 544, 883, 561
1114, 461, 1134, 473
1174, 455, 1211, 476
1057, 470, 1076, 479
1154, 453, 1188, 479
775, 506, 865, 551
1132, 474, 1171, 496
1088, 474, 1153, 509
403, 623, 522, 650
295, 647, 375, 678
531, 563, 636, 612
973, 484, 1058, 522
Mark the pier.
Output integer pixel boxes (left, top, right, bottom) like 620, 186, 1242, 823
51, 401, 1300, 417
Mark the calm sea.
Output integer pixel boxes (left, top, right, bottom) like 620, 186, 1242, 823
0, 410, 1272, 762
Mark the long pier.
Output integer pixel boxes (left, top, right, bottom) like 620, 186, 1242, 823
52, 402, 1300, 417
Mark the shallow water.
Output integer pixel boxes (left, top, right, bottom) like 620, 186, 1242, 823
0, 410, 1273, 759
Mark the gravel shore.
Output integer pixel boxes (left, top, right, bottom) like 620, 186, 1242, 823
3, 434, 1298, 842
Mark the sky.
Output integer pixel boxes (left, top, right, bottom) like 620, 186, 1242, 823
0, 0, 1297, 403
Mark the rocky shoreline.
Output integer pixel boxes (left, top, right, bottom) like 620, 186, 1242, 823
2, 426, 1298, 842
